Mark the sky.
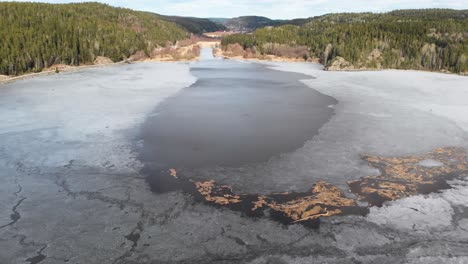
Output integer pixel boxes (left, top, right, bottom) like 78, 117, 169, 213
3, 0, 467, 19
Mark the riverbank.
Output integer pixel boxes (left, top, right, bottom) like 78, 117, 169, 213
0, 61, 128, 85
218, 54, 467, 76
0, 43, 257, 85
217, 54, 313, 63
0, 42, 221, 85
5, 43, 463, 86
213, 46, 468, 76
212, 46, 316, 63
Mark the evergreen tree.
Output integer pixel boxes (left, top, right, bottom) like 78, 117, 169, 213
0, 2, 188, 75
222, 9, 468, 73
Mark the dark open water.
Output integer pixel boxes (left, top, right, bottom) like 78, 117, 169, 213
138, 48, 336, 170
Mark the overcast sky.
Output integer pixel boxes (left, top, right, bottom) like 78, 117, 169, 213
3, 0, 467, 19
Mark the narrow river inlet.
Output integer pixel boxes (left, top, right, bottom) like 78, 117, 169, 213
138, 48, 336, 170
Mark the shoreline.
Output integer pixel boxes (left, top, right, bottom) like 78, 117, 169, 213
214, 49, 467, 77
221, 55, 468, 76
3, 43, 465, 86
216, 54, 313, 63
0, 58, 200, 86
0, 61, 130, 85
0, 41, 221, 86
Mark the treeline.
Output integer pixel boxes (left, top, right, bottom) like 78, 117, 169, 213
222, 9, 468, 73
213, 16, 313, 33
0, 2, 189, 75
160, 15, 226, 35
223, 16, 283, 32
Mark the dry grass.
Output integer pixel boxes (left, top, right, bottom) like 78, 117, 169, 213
221, 42, 312, 62
150, 44, 201, 61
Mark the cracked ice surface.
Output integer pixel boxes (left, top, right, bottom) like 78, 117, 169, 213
0, 62, 195, 171
0, 62, 196, 263
367, 195, 454, 231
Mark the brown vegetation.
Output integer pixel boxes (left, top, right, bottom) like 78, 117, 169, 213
150, 44, 201, 61
261, 43, 309, 60
190, 178, 361, 224
349, 147, 468, 206
203, 31, 237, 38
0, 75, 10, 81
219, 43, 314, 62
94, 56, 114, 65
147, 147, 467, 226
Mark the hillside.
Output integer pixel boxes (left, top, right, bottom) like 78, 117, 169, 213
222, 16, 283, 32
208, 18, 230, 25
160, 16, 226, 34
221, 9, 468, 74
0, 2, 190, 76
210, 16, 311, 32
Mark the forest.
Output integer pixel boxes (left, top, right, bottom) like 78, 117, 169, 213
2, 4, 467, 76
0, 2, 190, 75
160, 15, 226, 35
222, 9, 468, 73
211, 16, 314, 32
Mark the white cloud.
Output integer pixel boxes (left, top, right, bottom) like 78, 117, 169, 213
2, 0, 467, 18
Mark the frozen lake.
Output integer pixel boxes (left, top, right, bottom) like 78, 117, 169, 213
1, 48, 468, 263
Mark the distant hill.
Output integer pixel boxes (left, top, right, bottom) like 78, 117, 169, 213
209, 16, 282, 32
221, 9, 468, 74
224, 16, 282, 32
0, 2, 236, 76
160, 16, 226, 34
210, 16, 311, 32
207, 18, 230, 25
0, 2, 191, 75
388, 8, 468, 19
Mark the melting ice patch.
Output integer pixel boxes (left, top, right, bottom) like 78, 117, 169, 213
418, 159, 444, 167
366, 178, 468, 232
367, 195, 454, 231
440, 179, 468, 207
